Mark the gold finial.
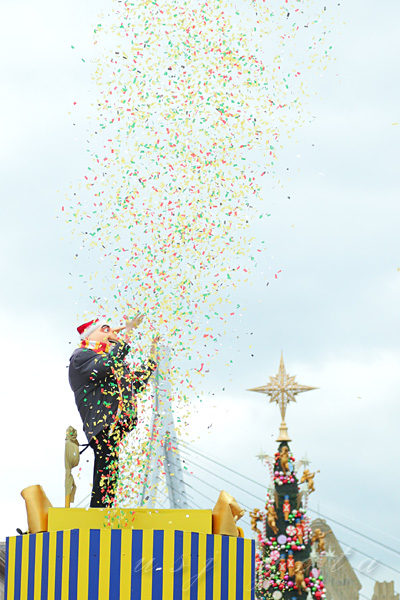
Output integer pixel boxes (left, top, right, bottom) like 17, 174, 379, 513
248, 353, 317, 441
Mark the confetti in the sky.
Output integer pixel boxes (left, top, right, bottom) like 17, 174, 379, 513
65, 0, 335, 504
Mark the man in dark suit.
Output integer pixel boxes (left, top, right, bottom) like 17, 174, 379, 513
69, 314, 159, 507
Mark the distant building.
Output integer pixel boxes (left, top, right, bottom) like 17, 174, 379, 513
0, 542, 5, 600
311, 517, 362, 600
371, 581, 399, 600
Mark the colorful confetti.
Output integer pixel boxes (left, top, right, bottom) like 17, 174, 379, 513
65, 0, 335, 504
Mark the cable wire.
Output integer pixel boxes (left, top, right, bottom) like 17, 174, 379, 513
334, 538, 400, 576
352, 563, 399, 593
180, 441, 267, 490
184, 480, 217, 506
306, 507, 400, 557
180, 440, 400, 556
74, 493, 91, 508
181, 448, 268, 504
187, 471, 254, 515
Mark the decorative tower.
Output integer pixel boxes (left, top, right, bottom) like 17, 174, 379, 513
249, 355, 327, 600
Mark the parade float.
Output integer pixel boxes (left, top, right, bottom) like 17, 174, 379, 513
4, 347, 255, 600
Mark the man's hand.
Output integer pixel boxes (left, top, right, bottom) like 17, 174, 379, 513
150, 334, 161, 358
125, 313, 145, 334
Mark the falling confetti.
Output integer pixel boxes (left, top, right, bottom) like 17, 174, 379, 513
65, 0, 335, 503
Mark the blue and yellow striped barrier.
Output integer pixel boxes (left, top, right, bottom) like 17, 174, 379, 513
5, 529, 255, 599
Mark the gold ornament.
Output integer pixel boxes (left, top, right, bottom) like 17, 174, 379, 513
280, 445, 290, 474
250, 508, 263, 534
300, 469, 319, 494
248, 354, 317, 441
20, 485, 52, 534
212, 490, 245, 537
294, 561, 307, 594
65, 426, 80, 508
311, 528, 332, 553
266, 505, 279, 535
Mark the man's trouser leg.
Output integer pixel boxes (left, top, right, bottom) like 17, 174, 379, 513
89, 428, 120, 508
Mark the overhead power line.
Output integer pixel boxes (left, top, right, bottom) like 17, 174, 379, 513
187, 470, 253, 514
182, 452, 400, 575
351, 564, 399, 594
184, 480, 216, 507
184, 466, 398, 592
72, 438, 400, 586
180, 441, 267, 490
189, 471, 225, 497
75, 493, 91, 508
180, 447, 266, 504
306, 507, 400, 558
333, 538, 400, 577
179, 441, 400, 557
184, 470, 399, 592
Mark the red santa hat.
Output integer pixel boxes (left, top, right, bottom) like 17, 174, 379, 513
77, 318, 107, 340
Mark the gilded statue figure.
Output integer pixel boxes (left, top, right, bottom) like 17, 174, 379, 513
311, 528, 332, 553
300, 468, 319, 493
267, 505, 279, 535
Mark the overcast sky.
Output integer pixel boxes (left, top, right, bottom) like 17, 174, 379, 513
1, 0, 399, 597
